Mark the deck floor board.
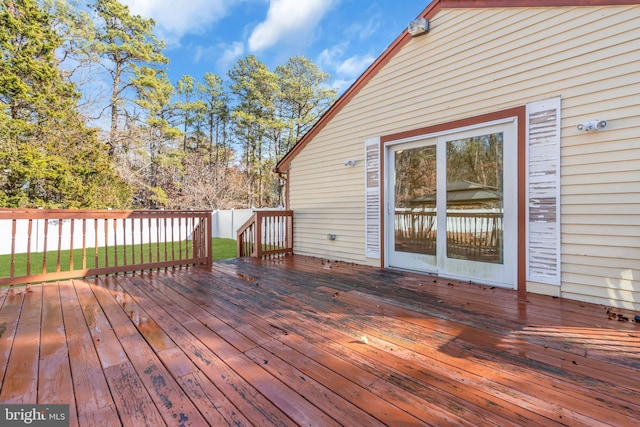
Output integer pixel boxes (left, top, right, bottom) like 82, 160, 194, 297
0, 284, 41, 404
38, 283, 78, 427
0, 255, 639, 426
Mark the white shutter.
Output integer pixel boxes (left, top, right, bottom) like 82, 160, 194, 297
365, 137, 381, 258
526, 98, 561, 285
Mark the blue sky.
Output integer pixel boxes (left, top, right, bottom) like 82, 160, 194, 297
119, 0, 429, 93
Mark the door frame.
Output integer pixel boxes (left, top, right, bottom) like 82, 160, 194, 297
381, 108, 527, 291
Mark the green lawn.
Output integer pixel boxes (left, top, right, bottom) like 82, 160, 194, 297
211, 237, 237, 260
0, 237, 238, 279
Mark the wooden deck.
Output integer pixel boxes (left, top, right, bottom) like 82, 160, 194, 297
1, 255, 639, 426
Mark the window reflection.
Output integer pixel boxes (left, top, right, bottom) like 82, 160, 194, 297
394, 145, 437, 255
446, 133, 504, 264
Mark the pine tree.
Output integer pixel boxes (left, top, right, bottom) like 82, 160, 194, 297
275, 56, 336, 157
0, 0, 131, 208
133, 66, 181, 208
90, 0, 168, 154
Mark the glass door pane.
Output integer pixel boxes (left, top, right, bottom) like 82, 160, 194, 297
394, 145, 437, 256
387, 120, 515, 287
445, 132, 504, 264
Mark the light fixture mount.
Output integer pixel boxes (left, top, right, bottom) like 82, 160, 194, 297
408, 17, 429, 37
577, 120, 607, 132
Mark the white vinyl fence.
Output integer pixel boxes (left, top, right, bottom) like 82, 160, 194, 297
211, 209, 255, 240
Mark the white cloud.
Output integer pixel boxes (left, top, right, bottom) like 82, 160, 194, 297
248, 0, 336, 52
318, 45, 375, 80
336, 54, 375, 77
316, 45, 376, 94
120, 0, 231, 46
344, 15, 380, 41
317, 44, 345, 70
217, 42, 246, 70
192, 41, 244, 72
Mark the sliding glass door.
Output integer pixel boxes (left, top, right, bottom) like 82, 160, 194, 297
386, 120, 517, 288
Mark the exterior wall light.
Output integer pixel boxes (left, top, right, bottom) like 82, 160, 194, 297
408, 17, 429, 37
577, 120, 607, 132
344, 160, 357, 167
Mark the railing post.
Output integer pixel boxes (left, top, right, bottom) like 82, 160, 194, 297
288, 211, 293, 251
255, 211, 263, 258
237, 233, 244, 257
206, 212, 213, 265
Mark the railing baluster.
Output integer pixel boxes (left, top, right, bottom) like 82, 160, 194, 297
94, 219, 99, 268
269, 215, 273, 252
250, 222, 255, 256
279, 216, 283, 250
163, 217, 168, 263
123, 218, 127, 266
256, 212, 262, 258
104, 218, 109, 268
171, 217, 175, 261
69, 219, 75, 271
113, 218, 118, 267
185, 217, 189, 260
185, 217, 191, 260
273, 216, 277, 252
198, 216, 204, 259
42, 220, 49, 274
277, 215, 282, 249
156, 217, 160, 263
139, 217, 144, 265
191, 218, 197, 259
82, 219, 87, 270
10, 219, 16, 277
131, 218, 136, 266
272, 216, 276, 252
26, 219, 32, 276
147, 217, 152, 263
56, 218, 63, 273
178, 217, 182, 261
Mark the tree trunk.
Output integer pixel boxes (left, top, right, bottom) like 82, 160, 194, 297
109, 62, 122, 156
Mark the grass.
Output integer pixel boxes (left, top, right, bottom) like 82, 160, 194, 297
211, 237, 237, 260
0, 237, 238, 279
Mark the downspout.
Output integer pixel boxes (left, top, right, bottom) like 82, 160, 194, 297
276, 170, 289, 209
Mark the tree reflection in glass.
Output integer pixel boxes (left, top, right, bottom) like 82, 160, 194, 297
446, 133, 504, 264
394, 145, 437, 255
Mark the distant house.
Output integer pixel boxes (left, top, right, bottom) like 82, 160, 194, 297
275, 0, 639, 311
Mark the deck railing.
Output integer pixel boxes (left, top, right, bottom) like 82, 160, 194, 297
0, 209, 212, 286
395, 210, 503, 262
237, 210, 293, 258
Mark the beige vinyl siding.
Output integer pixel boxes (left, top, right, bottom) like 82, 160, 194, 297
288, 5, 640, 308
339, 8, 637, 131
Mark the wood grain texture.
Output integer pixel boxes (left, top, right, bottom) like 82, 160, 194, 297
1, 255, 638, 426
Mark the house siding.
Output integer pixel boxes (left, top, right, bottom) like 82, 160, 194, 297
288, 5, 640, 309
